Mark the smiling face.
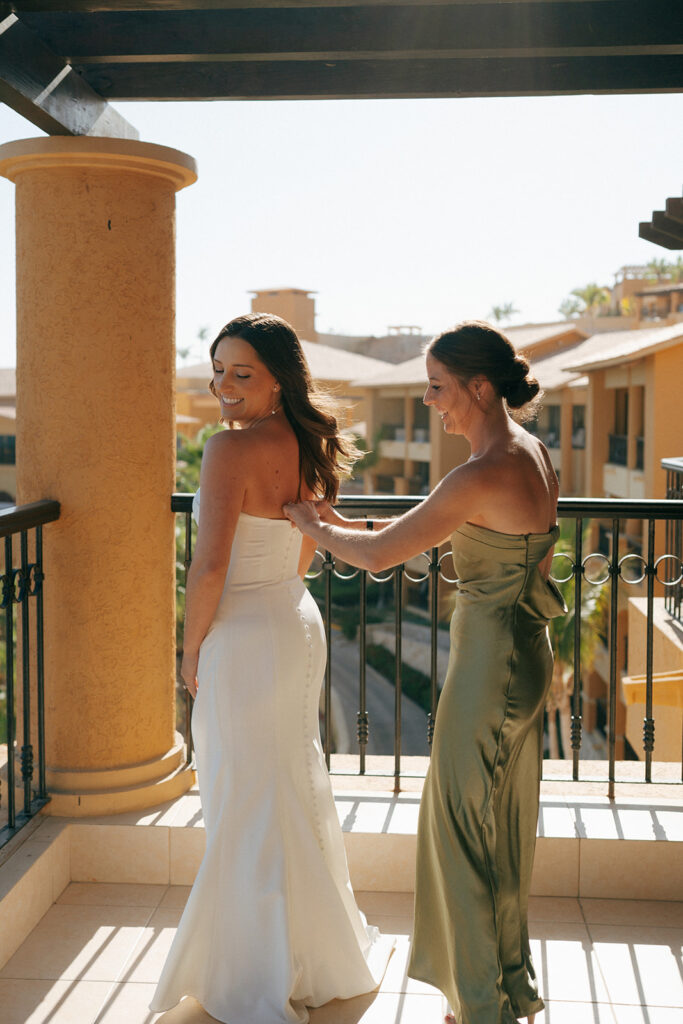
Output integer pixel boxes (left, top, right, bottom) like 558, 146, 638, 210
423, 352, 478, 435
211, 335, 279, 427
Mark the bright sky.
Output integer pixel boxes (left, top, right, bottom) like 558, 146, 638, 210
1, 92, 682, 367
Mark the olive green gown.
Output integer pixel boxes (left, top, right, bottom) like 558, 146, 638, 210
408, 522, 566, 1024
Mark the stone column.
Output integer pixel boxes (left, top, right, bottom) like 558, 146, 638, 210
0, 137, 197, 815
403, 393, 415, 486
586, 371, 611, 497
560, 391, 573, 494
627, 382, 639, 476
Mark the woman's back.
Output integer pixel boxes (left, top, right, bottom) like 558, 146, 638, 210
466, 427, 559, 537
218, 416, 308, 520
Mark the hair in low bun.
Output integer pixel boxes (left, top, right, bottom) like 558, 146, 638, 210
502, 355, 541, 410
427, 320, 542, 423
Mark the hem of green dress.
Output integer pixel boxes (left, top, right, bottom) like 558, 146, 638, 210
510, 995, 545, 1018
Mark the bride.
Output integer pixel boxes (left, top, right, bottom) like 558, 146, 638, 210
150, 314, 392, 1023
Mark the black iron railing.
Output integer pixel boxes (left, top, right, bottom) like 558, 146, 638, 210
173, 493, 683, 797
608, 433, 628, 466
0, 500, 60, 849
663, 458, 683, 624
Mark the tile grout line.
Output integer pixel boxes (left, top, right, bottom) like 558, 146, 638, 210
89, 895, 163, 1024
577, 895, 620, 1024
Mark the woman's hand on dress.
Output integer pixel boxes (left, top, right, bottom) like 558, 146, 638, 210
181, 651, 199, 699
283, 500, 321, 536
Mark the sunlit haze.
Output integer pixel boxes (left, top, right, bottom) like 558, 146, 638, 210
1, 93, 681, 367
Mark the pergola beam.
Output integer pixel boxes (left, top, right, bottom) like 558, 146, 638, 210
665, 198, 683, 226
0, 9, 137, 137
639, 222, 683, 251
16, 2, 682, 63
79, 54, 683, 101
9, 0, 677, 9
640, 192, 683, 251
651, 211, 683, 246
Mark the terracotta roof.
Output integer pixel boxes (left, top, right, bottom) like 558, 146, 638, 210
527, 347, 587, 393
528, 322, 683, 389
177, 340, 390, 386
351, 322, 587, 389
504, 322, 586, 350
635, 282, 683, 296
351, 354, 426, 388
566, 322, 683, 372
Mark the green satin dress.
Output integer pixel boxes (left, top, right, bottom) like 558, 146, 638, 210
408, 522, 566, 1024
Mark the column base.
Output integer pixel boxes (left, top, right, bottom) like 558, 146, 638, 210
42, 734, 196, 816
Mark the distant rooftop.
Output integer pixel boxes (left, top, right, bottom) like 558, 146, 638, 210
350, 354, 426, 389
527, 345, 588, 393
528, 321, 683, 392
567, 322, 683, 373
505, 321, 587, 350
352, 322, 585, 388
178, 339, 391, 385
635, 282, 683, 296
614, 265, 651, 282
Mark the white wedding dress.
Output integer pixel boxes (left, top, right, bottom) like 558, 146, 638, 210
150, 492, 392, 1023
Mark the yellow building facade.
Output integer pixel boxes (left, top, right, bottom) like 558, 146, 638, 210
531, 323, 683, 761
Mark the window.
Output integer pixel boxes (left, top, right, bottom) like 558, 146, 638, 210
545, 405, 561, 448
571, 405, 585, 449
0, 435, 16, 465
614, 388, 628, 435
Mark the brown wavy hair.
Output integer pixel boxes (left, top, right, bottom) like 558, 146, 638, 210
209, 313, 361, 502
427, 320, 542, 423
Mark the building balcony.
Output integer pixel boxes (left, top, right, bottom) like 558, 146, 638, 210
378, 438, 432, 464
602, 463, 646, 499
1, 493, 683, 1022
608, 433, 628, 466
602, 434, 646, 497
636, 435, 645, 471
0, 770, 682, 1024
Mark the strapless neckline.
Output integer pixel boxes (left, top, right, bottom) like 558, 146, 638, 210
461, 521, 559, 541
239, 511, 292, 524
193, 489, 294, 525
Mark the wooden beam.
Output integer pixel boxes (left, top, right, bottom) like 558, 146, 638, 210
652, 211, 683, 245
78, 54, 683, 101
11, 0, 666, 9
0, 10, 138, 137
11, 1, 634, 10
639, 223, 683, 251
16, 2, 682, 62
665, 197, 683, 226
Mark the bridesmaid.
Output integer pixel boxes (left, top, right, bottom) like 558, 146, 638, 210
285, 320, 566, 1024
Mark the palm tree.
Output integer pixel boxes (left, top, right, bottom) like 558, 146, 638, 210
488, 302, 519, 324
547, 524, 607, 759
647, 258, 671, 282
558, 297, 582, 319
669, 257, 683, 283
569, 283, 611, 317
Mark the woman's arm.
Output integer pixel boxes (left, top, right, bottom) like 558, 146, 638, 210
316, 502, 393, 533
181, 433, 248, 695
284, 462, 482, 573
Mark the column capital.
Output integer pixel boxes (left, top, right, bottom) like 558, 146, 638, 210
0, 136, 197, 192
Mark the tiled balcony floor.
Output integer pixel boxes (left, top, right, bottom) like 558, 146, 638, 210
0, 885, 681, 1024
